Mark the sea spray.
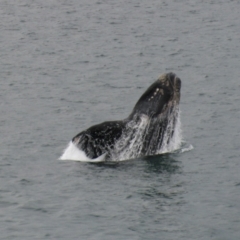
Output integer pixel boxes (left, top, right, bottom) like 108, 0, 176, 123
110, 107, 182, 161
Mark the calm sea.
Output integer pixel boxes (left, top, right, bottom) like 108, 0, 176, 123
0, 0, 240, 239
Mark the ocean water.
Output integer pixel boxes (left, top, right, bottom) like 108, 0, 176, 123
1, 0, 240, 239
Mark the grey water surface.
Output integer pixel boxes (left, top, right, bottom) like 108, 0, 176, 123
1, 0, 240, 239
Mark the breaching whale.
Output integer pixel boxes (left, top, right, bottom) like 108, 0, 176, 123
60, 72, 182, 162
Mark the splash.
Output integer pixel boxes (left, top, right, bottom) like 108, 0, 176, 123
110, 107, 182, 161
180, 143, 194, 153
159, 109, 182, 154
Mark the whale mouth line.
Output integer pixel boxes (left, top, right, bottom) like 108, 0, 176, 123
60, 72, 182, 162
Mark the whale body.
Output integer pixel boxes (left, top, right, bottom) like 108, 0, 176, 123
60, 72, 182, 162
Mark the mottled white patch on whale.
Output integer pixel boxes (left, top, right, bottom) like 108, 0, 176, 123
59, 141, 106, 162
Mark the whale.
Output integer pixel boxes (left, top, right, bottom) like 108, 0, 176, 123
60, 72, 182, 162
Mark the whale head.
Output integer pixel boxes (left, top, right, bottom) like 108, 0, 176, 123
130, 72, 181, 118
122, 72, 182, 156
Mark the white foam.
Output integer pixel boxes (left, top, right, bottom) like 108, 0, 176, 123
159, 110, 182, 154
59, 141, 106, 162
181, 144, 194, 153
113, 114, 150, 161
110, 110, 183, 161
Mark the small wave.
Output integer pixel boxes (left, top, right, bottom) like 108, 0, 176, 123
180, 143, 194, 153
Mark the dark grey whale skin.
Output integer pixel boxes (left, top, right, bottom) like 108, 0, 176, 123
72, 72, 181, 159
